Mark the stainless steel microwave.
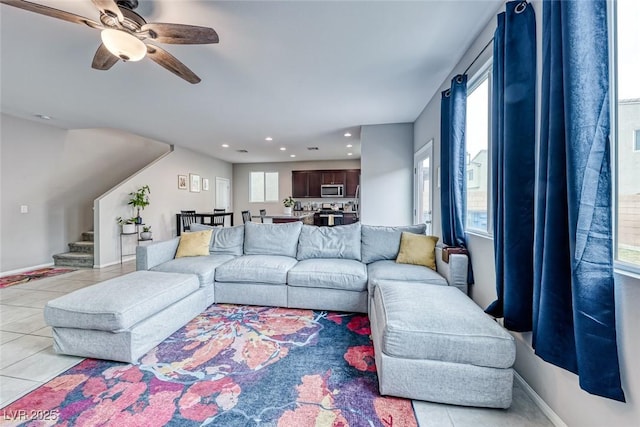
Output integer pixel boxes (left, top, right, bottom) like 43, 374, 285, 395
321, 184, 344, 198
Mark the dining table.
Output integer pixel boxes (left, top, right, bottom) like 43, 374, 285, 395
175, 212, 234, 235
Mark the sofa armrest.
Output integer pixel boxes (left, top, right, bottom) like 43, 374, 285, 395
136, 237, 180, 270
435, 246, 469, 294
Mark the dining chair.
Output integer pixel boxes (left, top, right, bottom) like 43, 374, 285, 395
259, 209, 267, 223
180, 210, 198, 232
241, 210, 252, 224
211, 211, 225, 227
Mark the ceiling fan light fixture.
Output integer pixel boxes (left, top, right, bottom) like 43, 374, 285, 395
101, 29, 146, 62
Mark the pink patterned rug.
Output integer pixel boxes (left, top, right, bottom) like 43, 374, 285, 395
1, 304, 417, 426
0, 267, 77, 289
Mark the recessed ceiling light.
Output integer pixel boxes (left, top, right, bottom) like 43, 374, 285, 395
35, 114, 51, 120
221, 144, 229, 148
347, 152, 353, 156
280, 147, 286, 151
344, 132, 352, 137
346, 144, 353, 148
290, 154, 296, 158
265, 137, 273, 141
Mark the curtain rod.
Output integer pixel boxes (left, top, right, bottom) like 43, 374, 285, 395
462, 37, 494, 76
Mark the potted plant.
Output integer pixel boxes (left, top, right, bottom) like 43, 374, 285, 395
117, 216, 137, 234
140, 225, 152, 241
128, 185, 151, 224
282, 196, 295, 215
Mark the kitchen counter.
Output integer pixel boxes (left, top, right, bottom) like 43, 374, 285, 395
252, 211, 316, 224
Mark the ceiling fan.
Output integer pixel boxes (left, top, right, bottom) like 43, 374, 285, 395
0, 0, 219, 84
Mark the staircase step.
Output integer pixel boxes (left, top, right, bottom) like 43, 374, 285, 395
68, 241, 94, 254
82, 231, 94, 242
53, 252, 94, 268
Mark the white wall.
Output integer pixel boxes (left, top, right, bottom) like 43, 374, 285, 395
232, 159, 361, 224
360, 123, 414, 226
95, 146, 233, 266
413, 1, 640, 425
0, 113, 169, 273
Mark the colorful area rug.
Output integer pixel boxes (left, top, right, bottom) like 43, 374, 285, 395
2, 304, 417, 426
0, 267, 77, 289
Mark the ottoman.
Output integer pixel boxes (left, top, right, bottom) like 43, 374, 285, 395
370, 281, 516, 408
44, 270, 206, 363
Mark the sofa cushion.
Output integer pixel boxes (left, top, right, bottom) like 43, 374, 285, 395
215, 255, 298, 285
368, 260, 447, 285
361, 224, 427, 264
288, 259, 367, 291
373, 281, 515, 369
189, 223, 244, 256
151, 254, 235, 287
396, 232, 438, 270
44, 271, 199, 331
244, 221, 303, 258
175, 230, 212, 258
296, 223, 361, 261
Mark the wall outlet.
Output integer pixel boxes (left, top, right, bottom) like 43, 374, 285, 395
20, 205, 28, 213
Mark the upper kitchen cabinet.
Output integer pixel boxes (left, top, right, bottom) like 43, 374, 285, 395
292, 169, 360, 198
292, 170, 323, 198
345, 170, 360, 198
322, 171, 347, 185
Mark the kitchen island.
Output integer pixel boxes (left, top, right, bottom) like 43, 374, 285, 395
253, 211, 316, 225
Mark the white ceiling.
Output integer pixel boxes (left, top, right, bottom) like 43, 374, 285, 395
0, 0, 502, 163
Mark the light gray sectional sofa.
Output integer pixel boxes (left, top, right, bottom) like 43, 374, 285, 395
46, 221, 515, 409
135, 221, 469, 313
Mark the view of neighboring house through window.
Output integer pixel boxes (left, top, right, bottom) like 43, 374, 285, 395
465, 66, 491, 234
614, 0, 640, 269
250, 171, 279, 203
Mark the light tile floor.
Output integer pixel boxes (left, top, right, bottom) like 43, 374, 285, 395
0, 262, 556, 426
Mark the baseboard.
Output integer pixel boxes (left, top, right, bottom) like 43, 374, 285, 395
514, 372, 567, 427
95, 257, 134, 269
1, 262, 54, 277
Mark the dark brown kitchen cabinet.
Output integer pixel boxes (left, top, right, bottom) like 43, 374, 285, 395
292, 169, 360, 198
345, 170, 360, 198
307, 172, 322, 197
292, 171, 308, 198
342, 213, 359, 225
322, 171, 346, 185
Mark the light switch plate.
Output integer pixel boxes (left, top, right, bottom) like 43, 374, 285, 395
20, 205, 28, 213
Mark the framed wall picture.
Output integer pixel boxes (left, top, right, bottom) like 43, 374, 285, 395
202, 178, 210, 191
190, 174, 201, 192
178, 175, 188, 190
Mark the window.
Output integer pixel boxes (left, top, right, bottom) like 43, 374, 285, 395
250, 171, 279, 202
613, 0, 640, 269
465, 64, 492, 234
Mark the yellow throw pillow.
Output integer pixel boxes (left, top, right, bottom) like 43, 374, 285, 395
395, 232, 439, 270
175, 230, 213, 258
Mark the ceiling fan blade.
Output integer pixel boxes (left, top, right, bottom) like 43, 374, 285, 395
91, 43, 119, 70
0, 0, 102, 29
140, 23, 219, 44
145, 44, 201, 84
91, 0, 123, 23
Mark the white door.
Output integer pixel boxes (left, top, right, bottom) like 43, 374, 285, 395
215, 177, 231, 212
414, 140, 433, 234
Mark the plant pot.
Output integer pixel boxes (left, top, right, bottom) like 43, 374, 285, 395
140, 231, 152, 241
283, 206, 292, 215
122, 223, 136, 234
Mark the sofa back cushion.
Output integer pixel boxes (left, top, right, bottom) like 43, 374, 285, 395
188, 223, 244, 256
361, 224, 427, 264
296, 223, 361, 261
244, 221, 303, 258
